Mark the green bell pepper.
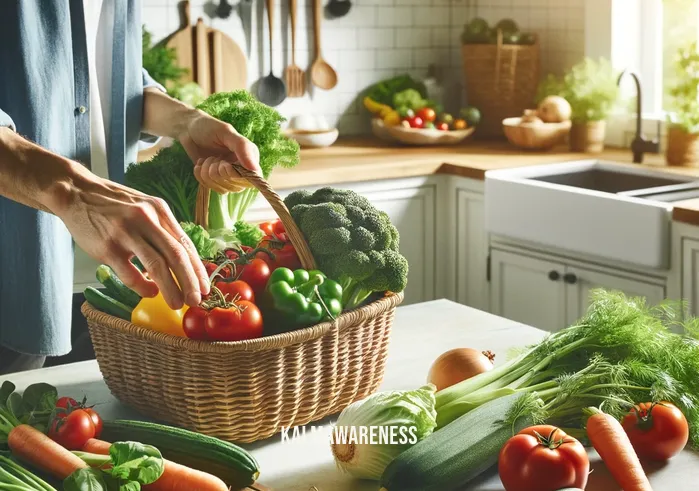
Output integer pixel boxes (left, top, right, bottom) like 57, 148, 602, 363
267, 268, 343, 326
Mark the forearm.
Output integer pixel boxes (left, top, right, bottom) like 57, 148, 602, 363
0, 127, 85, 214
142, 87, 204, 139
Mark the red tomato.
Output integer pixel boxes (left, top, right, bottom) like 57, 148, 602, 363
237, 258, 270, 295
259, 221, 279, 236
498, 425, 589, 491
215, 280, 255, 303
257, 235, 302, 272
205, 301, 263, 341
83, 408, 103, 438
408, 116, 424, 129
204, 261, 231, 279
437, 122, 449, 131
49, 409, 96, 450
622, 401, 689, 461
272, 220, 286, 235
182, 306, 210, 340
417, 107, 437, 123
56, 396, 79, 411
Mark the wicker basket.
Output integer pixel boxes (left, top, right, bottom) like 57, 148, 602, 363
82, 162, 404, 443
461, 32, 540, 138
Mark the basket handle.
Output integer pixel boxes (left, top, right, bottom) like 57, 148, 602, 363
194, 163, 317, 270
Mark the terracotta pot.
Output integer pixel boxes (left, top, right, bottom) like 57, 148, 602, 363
666, 126, 699, 167
569, 121, 606, 153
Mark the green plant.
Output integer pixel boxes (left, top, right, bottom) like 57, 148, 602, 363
536, 58, 619, 123
667, 42, 699, 133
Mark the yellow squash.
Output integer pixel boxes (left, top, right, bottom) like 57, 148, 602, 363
131, 292, 189, 337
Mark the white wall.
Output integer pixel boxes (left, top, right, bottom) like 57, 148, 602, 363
142, 0, 586, 135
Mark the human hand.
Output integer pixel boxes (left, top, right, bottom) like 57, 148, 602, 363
55, 169, 210, 309
179, 111, 261, 193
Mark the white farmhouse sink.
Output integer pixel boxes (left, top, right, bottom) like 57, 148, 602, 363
485, 160, 699, 269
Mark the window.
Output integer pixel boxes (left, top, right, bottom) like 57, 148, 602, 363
662, 0, 699, 111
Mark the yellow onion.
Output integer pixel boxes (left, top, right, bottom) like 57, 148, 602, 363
427, 348, 495, 391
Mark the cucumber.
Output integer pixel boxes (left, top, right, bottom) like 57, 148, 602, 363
83, 287, 133, 321
96, 265, 141, 308
379, 393, 533, 491
101, 420, 260, 487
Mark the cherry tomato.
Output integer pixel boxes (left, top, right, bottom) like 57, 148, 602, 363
182, 306, 210, 340
237, 258, 270, 295
83, 408, 103, 438
622, 401, 689, 461
498, 425, 589, 491
417, 107, 437, 123
408, 116, 424, 129
49, 409, 96, 450
205, 301, 263, 341
259, 221, 275, 236
257, 235, 301, 272
215, 280, 255, 303
272, 220, 286, 236
204, 261, 231, 280
437, 122, 449, 131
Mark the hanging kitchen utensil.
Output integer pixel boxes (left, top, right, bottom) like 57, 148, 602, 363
257, 0, 287, 106
238, 0, 254, 59
327, 0, 352, 18
216, 0, 234, 18
284, 0, 306, 97
310, 0, 338, 90
164, 1, 247, 97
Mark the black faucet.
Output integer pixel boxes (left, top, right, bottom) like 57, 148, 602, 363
617, 69, 661, 163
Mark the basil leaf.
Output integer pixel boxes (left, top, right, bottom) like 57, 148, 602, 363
109, 442, 164, 485
6, 392, 26, 421
0, 381, 15, 407
118, 481, 141, 491
22, 383, 58, 412
64, 468, 108, 491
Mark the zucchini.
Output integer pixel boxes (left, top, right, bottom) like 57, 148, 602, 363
101, 420, 260, 487
83, 287, 133, 321
379, 393, 533, 491
95, 264, 141, 308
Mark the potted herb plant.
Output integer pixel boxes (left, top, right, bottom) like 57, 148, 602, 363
666, 42, 699, 166
536, 58, 619, 153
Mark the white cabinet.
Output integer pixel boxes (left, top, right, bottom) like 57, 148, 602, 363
490, 246, 666, 332
490, 249, 567, 332
452, 179, 489, 311
246, 177, 439, 306
681, 237, 699, 317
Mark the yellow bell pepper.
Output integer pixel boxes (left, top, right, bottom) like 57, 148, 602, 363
131, 292, 189, 337
382, 110, 401, 127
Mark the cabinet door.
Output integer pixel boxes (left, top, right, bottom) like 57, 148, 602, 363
490, 249, 567, 332
682, 238, 699, 317
565, 266, 666, 325
455, 188, 488, 311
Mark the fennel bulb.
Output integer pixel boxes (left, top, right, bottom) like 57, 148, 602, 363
330, 384, 437, 481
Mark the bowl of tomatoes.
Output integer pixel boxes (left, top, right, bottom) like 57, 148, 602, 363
371, 106, 480, 146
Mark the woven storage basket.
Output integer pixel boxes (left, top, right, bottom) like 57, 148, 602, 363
461, 31, 540, 137
82, 162, 403, 443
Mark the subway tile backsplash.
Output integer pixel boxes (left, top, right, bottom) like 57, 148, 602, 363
142, 0, 585, 135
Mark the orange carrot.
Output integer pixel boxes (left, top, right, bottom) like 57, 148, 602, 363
83, 438, 229, 491
8, 424, 88, 479
584, 407, 653, 491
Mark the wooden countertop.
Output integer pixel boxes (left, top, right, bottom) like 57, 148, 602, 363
8, 300, 699, 490
268, 137, 699, 226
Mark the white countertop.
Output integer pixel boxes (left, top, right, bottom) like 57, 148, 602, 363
6, 300, 699, 490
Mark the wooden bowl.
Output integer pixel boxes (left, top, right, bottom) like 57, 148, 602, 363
502, 117, 571, 150
385, 123, 475, 146
371, 118, 395, 141
284, 128, 339, 148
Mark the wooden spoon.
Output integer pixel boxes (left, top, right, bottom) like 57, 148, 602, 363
257, 0, 287, 106
284, 0, 306, 97
310, 0, 338, 90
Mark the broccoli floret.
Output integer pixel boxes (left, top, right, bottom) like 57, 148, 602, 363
351, 227, 376, 251
284, 187, 408, 310
309, 227, 351, 255
300, 203, 351, 230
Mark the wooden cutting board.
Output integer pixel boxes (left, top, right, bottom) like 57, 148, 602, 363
165, 0, 248, 96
